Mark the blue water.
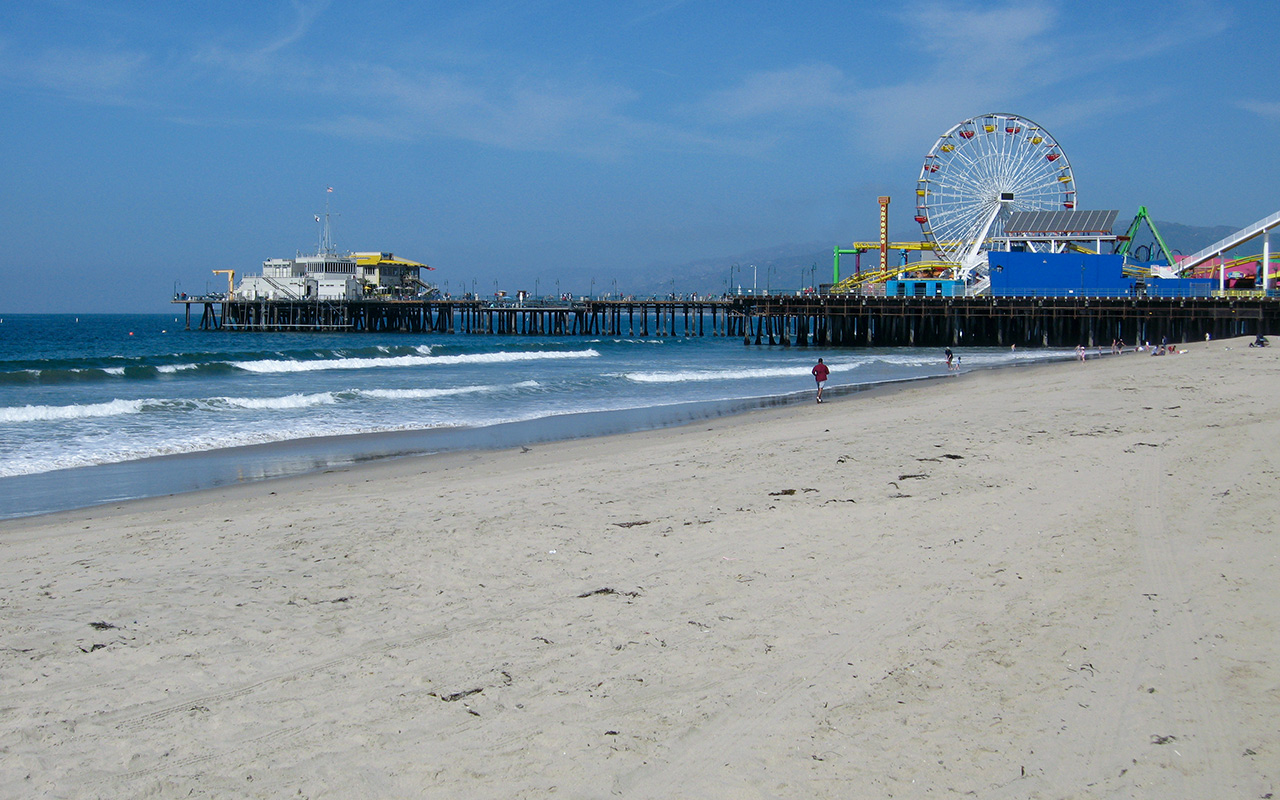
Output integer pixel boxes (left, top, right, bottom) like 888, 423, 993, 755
0, 313, 1068, 518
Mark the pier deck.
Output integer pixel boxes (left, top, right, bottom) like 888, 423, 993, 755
173, 295, 1278, 348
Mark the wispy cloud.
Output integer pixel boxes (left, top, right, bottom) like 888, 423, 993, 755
695, 0, 1235, 158
626, 0, 694, 27
704, 64, 851, 120
0, 0, 1241, 163
1238, 100, 1280, 121
0, 41, 148, 103
189, 0, 329, 79
333, 67, 644, 153
902, 0, 1058, 74
308, 64, 746, 159
258, 0, 330, 55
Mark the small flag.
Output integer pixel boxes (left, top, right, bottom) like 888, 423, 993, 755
326, 186, 334, 193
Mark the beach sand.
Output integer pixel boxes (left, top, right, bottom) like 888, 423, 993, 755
2, 338, 1276, 798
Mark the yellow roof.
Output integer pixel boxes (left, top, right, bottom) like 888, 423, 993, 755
352, 252, 430, 268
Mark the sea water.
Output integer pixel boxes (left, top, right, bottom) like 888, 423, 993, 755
0, 313, 1068, 518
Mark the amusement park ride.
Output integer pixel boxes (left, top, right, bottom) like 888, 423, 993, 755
832, 112, 1279, 296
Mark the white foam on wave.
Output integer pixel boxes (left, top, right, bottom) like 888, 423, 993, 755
358, 379, 541, 401
231, 348, 598, 374
103, 367, 126, 376
359, 387, 481, 400
156, 364, 199, 373
0, 398, 145, 423
218, 392, 337, 410
0, 425, 353, 478
625, 363, 857, 383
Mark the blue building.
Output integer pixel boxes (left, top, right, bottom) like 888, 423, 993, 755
885, 279, 965, 297
988, 252, 1132, 297
988, 252, 1217, 297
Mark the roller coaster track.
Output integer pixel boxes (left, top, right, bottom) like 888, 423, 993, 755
1177, 209, 1280, 274
830, 261, 959, 293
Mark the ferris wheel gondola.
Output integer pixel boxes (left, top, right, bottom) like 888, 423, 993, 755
915, 113, 1076, 282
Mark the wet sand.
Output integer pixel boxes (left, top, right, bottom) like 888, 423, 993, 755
2, 337, 1276, 798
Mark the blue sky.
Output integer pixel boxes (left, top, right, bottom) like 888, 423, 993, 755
1, 0, 1277, 312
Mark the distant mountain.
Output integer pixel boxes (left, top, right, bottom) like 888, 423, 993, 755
625, 219, 1254, 295
1146, 220, 1242, 258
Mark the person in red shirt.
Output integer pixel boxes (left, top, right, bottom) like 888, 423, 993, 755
811, 358, 830, 403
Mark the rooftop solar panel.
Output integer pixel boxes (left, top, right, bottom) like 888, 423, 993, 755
1004, 210, 1118, 235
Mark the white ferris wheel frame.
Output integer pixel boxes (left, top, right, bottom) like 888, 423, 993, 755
916, 113, 1076, 280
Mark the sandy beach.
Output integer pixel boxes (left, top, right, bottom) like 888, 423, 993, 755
2, 338, 1276, 798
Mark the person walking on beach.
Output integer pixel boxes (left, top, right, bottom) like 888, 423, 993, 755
944, 347, 953, 370
811, 358, 829, 403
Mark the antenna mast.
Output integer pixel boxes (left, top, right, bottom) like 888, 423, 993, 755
316, 186, 336, 255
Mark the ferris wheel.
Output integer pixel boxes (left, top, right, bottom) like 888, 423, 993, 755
915, 113, 1076, 279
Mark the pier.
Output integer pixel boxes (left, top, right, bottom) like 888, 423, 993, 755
174, 294, 1278, 348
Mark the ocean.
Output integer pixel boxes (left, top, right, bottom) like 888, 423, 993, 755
0, 313, 1069, 519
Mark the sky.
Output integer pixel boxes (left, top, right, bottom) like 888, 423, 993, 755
1, 0, 1277, 312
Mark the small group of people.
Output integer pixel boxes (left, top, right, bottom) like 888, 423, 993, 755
944, 347, 960, 370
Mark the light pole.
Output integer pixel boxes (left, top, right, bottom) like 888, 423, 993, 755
612, 278, 617, 299
535, 277, 540, 299
752, 264, 757, 295
590, 277, 595, 299
556, 279, 560, 300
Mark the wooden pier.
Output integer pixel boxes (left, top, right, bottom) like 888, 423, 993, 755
174, 294, 1278, 348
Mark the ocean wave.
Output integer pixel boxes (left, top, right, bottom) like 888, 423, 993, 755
0, 369, 42, 386
0, 378, 550, 427
0, 344, 442, 384
0, 399, 147, 423
0, 360, 229, 384
231, 348, 599, 374
217, 393, 338, 410
0, 366, 141, 385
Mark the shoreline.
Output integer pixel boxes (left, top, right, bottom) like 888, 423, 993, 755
3, 337, 1274, 797
1, 363, 1017, 522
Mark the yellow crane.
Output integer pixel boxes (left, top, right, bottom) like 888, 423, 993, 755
212, 270, 235, 295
